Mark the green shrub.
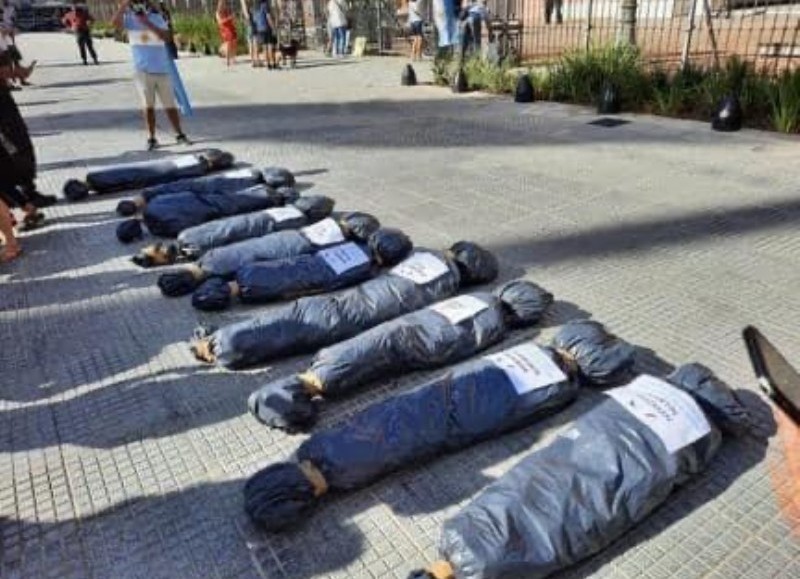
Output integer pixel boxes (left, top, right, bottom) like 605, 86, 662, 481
767, 69, 800, 133
548, 44, 650, 109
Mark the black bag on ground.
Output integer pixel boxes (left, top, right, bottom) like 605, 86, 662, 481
134, 195, 335, 267
410, 364, 753, 579
192, 243, 499, 369
514, 75, 534, 103
141, 184, 297, 239
156, 212, 380, 296
597, 80, 621, 115
63, 149, 235, 199
711, 95, 743, 132
249, 279, 554, 431
243, 321, 635, 529
191, 228, 413, 311
137, 166, 264, 204
402, 64, 417, 86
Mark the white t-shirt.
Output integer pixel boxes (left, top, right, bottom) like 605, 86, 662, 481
409, 0, 424, 24
327, 0, 348, 28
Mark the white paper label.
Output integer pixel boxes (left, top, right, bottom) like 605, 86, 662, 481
485, 343, 567, 395
172, 155, 197, 169
266, 206, 304, 223
428, 295, 489, 325
391, 252, 449, 285
319, 242, 370, 275
224, 168, 254, 179
301, 218, 345, 246
606, 375, 711, 454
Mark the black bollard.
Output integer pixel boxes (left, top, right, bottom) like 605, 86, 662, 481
451, 67, 468, 94
597, 81, 621, 115
514, 74, 535, 103
401, 64, 417, 87
712, 94, 743, 132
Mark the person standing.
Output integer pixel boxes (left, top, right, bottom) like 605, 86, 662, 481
253, 1, 276, 69
62, 3, 99, 65
545, 0, 563, 25
245, 4, 262, 67
326, 0, 348, 57
216, 0, 238, 67
407, 0, 424, 61
0, 58, 53, 261
112, 0, 190, 151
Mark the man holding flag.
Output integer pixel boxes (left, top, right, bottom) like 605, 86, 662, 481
112, 0, 191, 151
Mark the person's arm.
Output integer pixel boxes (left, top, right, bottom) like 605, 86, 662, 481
111, 0, 130, 30
136, 10, 170, 42
61, 12, 71, 29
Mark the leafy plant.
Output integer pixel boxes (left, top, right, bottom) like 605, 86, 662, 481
767, 69, 800, 133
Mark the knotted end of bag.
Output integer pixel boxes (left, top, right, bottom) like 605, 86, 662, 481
407, 561, 454, 579
554, 347, 580, 378
298, 371, 325, 396
191, 336, 216, 364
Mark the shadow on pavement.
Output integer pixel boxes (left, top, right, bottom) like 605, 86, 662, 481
34, 77, 129, 90
22, 98, 740, 149
2, 479, 365, 579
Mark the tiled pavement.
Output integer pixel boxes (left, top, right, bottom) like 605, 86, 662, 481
1, 33, 799, 579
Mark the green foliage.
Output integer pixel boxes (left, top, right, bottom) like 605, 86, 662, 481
766, 69, 800, 134
547, 45, 651, 108
440, 42, 799, 135
172, 13, 248, 56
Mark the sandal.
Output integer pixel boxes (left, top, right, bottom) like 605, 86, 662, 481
21, 212, 45, 231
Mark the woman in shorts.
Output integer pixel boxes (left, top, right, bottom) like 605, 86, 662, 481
408, 0, 424, 61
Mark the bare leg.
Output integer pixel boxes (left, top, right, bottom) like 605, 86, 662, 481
143, 107, 156, 139
0, 198, 21, 261
164, 108, 183, 135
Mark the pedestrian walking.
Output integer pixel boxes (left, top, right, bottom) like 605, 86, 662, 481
62, 3, 99, 65
326, 0, 348, 57
216, 0, 238, 67
112, 0, 190, 151
407, 0, 425, 61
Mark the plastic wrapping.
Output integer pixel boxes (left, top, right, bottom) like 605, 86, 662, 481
191, 229, 413, 311
157, 213, 381, 296
63, 149, 235, 198
243, 321, 635, 530
420, 364, 752, 579
262, 167, 295, 189
249, 280, 554, 431
195, 243, 497, 369
142, 184, 296, 239
175, 195, 335, 260
138, 166, 263, 203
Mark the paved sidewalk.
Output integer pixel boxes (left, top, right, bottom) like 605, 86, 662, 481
2, 33, 800, 579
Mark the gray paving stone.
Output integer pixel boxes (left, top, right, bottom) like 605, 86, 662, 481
1, 31, 799, 579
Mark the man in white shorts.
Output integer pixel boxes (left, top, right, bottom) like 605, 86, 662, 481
112, 0, 189, 151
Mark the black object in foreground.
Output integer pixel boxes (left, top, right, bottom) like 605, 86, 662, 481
402, 64, 417, 86
191, 243, 499, 369
744, 325, 800, 425
243, 321, 635, 530
409, 363, 753, 579
712, 95, 743, 132
514, 75, 534, 103
248, 279, 554, 432
62, 149, 234, 200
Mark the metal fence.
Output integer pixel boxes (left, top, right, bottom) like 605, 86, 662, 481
483, 0, 800, 71
82, 0, 799, 70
